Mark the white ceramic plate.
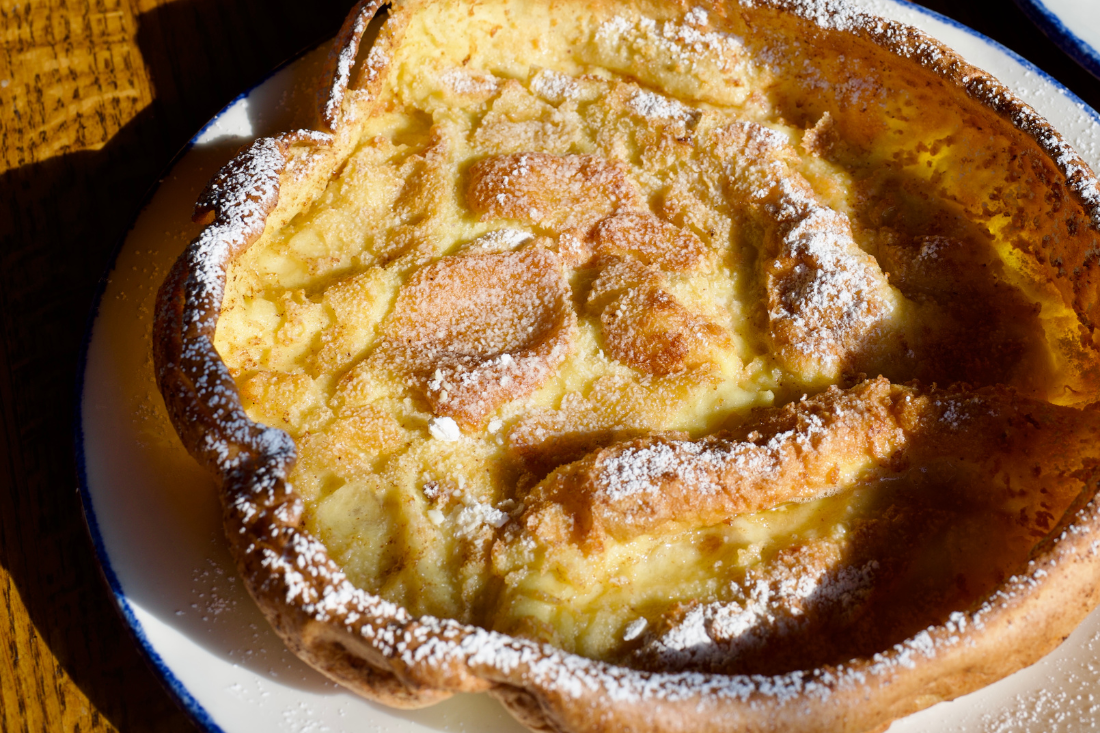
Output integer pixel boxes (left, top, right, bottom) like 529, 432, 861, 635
77, 3, 1100, 732
1017, 0, 1100, 80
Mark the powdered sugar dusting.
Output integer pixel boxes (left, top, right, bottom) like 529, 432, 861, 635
743, 0, 884, 34
627, 89, 699, 126
623, 617, 648, 641
442, 67, 500, 95
685, 7, 708, 26
373, 246, 577, 427
323, 0, 386, 128
462, 228, 533, 253
453, 498, 510, 540
243, 492, 1100, 715
650, 559, 878, 668
595, 410, 827, 504
765, 174, 899, 375
594, 12, 746, 75
598, 439, 760, 502
168, 136, 306, 475
428, 416, 462, 441
530, 68, 580, 103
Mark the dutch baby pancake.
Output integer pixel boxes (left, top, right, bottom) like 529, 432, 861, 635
154, 0, 1100, 730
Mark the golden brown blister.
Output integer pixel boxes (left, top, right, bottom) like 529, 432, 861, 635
587, 256, 734, 375
761, 175, 901, 383
467, 152, 644, 233
291, 406, 409, 499
517, 377, 1100, 548
701, 120, 903, 384
371, 247, 576, 429
589, 211, 711, 271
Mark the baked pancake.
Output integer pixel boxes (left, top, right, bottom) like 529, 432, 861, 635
153, 0, 1100, 730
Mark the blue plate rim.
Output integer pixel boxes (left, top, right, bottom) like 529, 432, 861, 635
70, 4, 1100, 733
1014, 0, 1100, 81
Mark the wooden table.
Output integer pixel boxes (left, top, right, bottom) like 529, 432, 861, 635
2, 1, 1100, 730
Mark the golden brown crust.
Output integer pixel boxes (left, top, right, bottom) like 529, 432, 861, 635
321, 0, 391, 132
370, 247, 577, 429
518, 375, 1100, 545
151, 1, 1100, 732
761, 174, 900, 382
589, 212, 710, 271
467, 153, 645, 233
586, 256, 733, 375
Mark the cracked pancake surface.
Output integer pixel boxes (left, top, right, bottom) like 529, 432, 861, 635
155, 0, 1100, 730
214, 0, 1096, 670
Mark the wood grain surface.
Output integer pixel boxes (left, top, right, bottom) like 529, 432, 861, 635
1, 1, 1099, 731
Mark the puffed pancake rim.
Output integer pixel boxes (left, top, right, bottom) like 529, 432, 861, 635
153, 0, 1100, 731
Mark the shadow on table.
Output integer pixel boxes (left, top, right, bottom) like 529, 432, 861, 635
0, 106, 201, 733
0, 0, 350, 730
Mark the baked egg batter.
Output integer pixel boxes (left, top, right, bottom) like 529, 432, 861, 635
213, 0, 1100, 675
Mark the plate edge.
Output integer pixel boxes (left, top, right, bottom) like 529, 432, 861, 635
72, 37, 334, 733
1014, 0, 1100, 81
